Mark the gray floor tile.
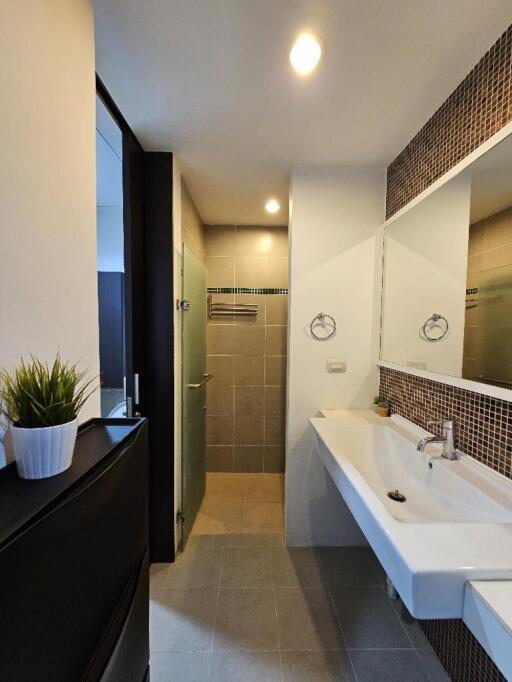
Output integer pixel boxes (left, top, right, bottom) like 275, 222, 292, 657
390, 598, 431, 649
271, 547, 326, 587
331, 587, 411, 649
317, 547, 380, 588
166, 547, 223, 588
221, 533, 285, 547
149, 652, 210, 681
185, 534, 223, 549
350, 650, 429, 682
150, 563, 171, 594
221, 547, 274, 587
415, 647, 451, 682
213, 588, 279, 651
276, 587, 345, 651
210, 651, 282, 682
150, 589, 217, 652
366, 548, 386, 586
281, 650, 356, 681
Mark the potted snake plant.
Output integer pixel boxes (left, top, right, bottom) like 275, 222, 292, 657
0, 355, 96, 479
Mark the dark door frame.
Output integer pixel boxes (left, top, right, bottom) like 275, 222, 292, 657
96, 76, 175, 562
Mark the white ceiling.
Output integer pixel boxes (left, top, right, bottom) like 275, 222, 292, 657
94, 1, 512, 225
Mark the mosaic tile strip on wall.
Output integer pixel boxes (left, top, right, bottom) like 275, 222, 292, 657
386, 25, 512, 218
420, 619, 506, 682
379, 366, 512, 479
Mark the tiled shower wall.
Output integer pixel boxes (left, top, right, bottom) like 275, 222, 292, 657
382, 21, 512, 682
205, 226, 288, 473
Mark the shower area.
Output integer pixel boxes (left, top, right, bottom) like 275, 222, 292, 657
180, 180, 288, 542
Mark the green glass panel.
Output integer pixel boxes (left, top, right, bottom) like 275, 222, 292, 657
181, 245, 207, 547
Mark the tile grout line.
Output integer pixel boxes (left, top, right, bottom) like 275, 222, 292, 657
206, 544, 225, 681
324, 579, 359, 682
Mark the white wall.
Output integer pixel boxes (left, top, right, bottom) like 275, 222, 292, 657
0, 1, 99, 455
286, 166, 385, 546
381, 172, 470, 374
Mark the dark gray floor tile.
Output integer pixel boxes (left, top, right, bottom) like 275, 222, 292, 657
222, 533, 284, 548
210, 651, 282, 682
276, 587, 345, 651
390, 597, 431, 649
331, 587, 411, 649
317, 547, 380, 588
150, 588, 217, 652
221, 547, 273, 587
415, 647, 451, 682
350, 650, 429, 682
166, 547, 223, 588
149, 652, 210, 681
271, 547, 326, 587
281, 650, 356, 681
213, 588, 278, 651
366, 548, 386, 586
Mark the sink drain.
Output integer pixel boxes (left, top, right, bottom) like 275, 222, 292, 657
387, 489, 406, 503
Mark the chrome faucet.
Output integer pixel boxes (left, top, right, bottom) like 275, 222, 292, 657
417, 420, 457, 460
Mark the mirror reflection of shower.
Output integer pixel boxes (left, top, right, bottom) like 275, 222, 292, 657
95, 95, 127, 417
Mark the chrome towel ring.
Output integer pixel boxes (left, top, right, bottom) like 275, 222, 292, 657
421, 313, 449, 342
310, 312, 336, 341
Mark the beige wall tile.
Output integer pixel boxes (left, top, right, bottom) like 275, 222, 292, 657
484, 208, 512, 250
205, 225, 236, 256
463, 326, 478, 359
235, 255, 267, 287
270, 227, 288, 258
235, 226, 271, 256
208, 325, 235, 355
234, 355, 264, 385
207, 384, 233, 415
468, 221, 486, 256
265, 416, 285, 445
234, 325, 265, 355
207, 355, 234, 385
206, 445, 234, 472
234, 415, 264, 445
266, 257, 288, 288
207, 415, 233, 445
482, 244, 512, 270
234, 294, 265, 324
466, 254, 482, 287
264, 386, 285, 416
264, 446, 285, 473
234, 386, 264, 415
206, 256, 235, 287
234, 446, 264, 473
266, 295, 288, 324
265, 326, 287, 355
265, 356, 287, 385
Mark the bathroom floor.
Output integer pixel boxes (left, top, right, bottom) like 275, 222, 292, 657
149, 474, 449, 681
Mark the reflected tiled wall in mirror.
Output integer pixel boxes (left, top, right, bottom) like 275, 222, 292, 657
205, 226, 288, 473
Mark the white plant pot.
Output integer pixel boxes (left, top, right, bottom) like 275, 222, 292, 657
10, 418, 78, 480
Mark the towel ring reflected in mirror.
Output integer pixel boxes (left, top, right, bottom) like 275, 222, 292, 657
421, 313, 449, 342
310, 312, 336, 341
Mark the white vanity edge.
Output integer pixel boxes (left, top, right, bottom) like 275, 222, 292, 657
377, 359, 512, 403
463, 581, 512, 680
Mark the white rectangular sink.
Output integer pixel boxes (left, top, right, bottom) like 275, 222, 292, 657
310, 411, 512, 618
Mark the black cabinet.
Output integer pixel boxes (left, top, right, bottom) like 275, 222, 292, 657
0, 419, 150, 681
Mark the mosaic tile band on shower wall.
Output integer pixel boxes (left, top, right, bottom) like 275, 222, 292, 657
379, 366, 512, 479
386, 25, 512, 218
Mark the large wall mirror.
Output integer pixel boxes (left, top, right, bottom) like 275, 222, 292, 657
381, 133, 512, 390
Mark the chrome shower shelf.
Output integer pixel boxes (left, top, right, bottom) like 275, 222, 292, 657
208, 296, 257, 318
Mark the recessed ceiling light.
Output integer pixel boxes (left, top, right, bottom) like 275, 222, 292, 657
290, 33, 322, 76
265, 199, 280, 214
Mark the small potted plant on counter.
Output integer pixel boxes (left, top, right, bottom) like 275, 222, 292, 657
373, 396, 390, 418
0, 355, 96, 479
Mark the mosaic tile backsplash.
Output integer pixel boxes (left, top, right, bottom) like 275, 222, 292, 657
379, 366, 512, 479
386, 25, 512, 218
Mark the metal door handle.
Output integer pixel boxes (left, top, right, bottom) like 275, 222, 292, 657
188, 373, 213, 389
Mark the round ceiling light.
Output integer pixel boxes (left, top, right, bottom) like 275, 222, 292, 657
289, 33, 322, 76
265, 199, 281, 214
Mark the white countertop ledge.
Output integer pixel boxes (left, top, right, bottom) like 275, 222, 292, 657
463, 581, 512, 680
